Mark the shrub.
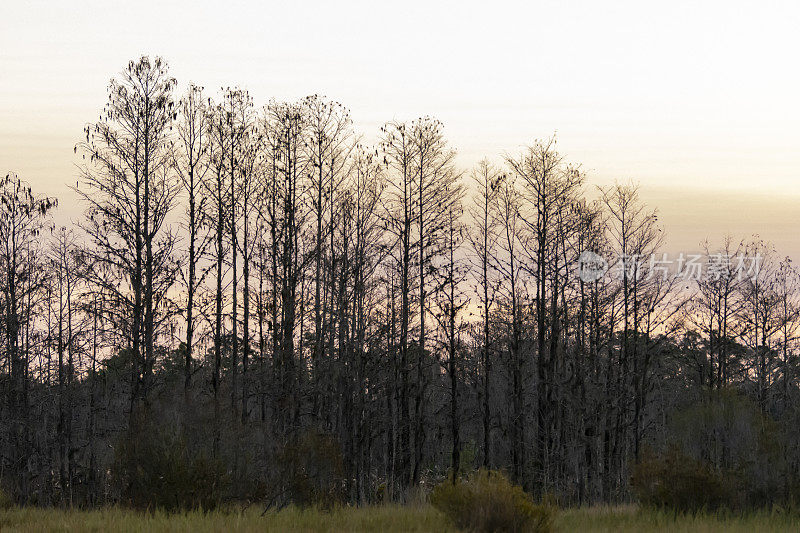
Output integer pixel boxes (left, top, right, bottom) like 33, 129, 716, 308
114, 425, 228, 511
671, 391, 784, 507
0, 488, 12, 510
634, 390, 791, 511
631, 447, 738, 511
278, 429, 345, 508
430, 469, 555, 532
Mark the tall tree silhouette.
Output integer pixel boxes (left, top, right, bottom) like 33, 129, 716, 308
77, 56, 178, 415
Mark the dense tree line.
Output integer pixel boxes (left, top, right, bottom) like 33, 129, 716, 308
1, 56, 799, 508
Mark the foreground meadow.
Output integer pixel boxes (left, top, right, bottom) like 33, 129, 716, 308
1, 504, 799, 532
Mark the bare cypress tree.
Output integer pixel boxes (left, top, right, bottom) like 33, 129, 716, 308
738, 239, 781, 410
303, 95, 353, 420
466, 160, 502, 468
77, 56, 178, 415
257, 104, 281, 422
380, 120, 415, 489
223, 88, 252, 414
431, 186, 466, 484
206, 97, 228, 423
694, 236, 744, 389
264, 100, 308, 434
235, 94, 261, 423
600, 182, 663, 460
409, 117, 460, 485
347, 144, 386, 501
494, 175, 525, 484
571, 198, 608, 502
507, 137, 583, 489
49, 227, 84, 505
173, 84, 212, 393
775, 259, 800, 403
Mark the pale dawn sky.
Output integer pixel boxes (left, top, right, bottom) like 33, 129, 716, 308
1, 0, 798, 258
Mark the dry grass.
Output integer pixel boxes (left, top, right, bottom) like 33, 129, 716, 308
556, 504, 800, 532
0, 504, 455, 532
1, 503, 798, 532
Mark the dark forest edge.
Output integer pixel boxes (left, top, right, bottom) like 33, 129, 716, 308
1, 56, 799, 516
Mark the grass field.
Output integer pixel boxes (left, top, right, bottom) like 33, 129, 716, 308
1, 504, 799, 532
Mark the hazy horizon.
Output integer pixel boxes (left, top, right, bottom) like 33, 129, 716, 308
2, 0, 799, 259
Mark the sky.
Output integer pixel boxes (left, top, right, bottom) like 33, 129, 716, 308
1, 0, 799, 259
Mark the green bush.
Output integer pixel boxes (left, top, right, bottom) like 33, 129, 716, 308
430, 469, 555, 532
278, 429, 345, 508
114, 426, 228, 511
631, 447, 738, 511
